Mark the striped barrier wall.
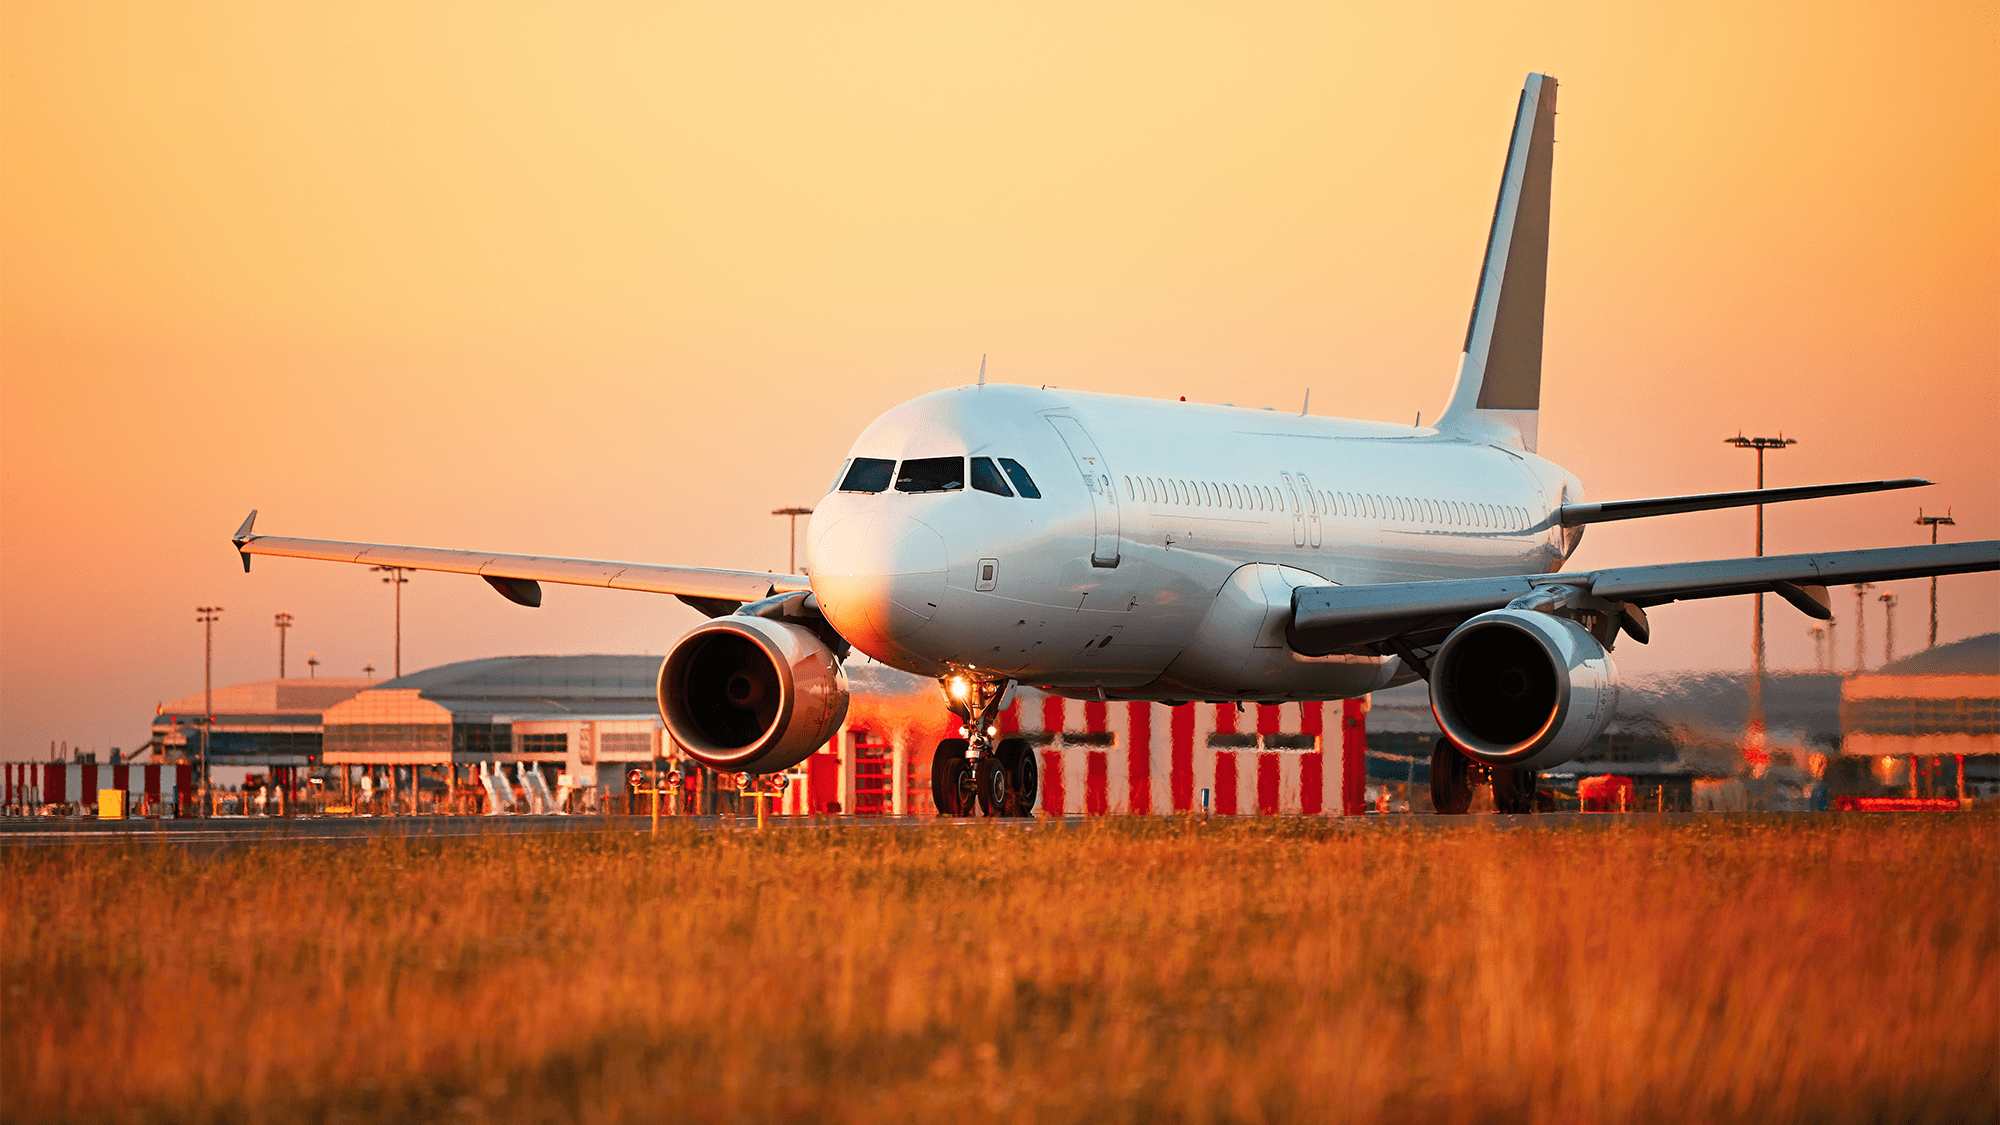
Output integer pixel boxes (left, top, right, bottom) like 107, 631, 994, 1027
3, 763, 193, 809
783, 691, 1369, 817
1003, 695, 1367, 817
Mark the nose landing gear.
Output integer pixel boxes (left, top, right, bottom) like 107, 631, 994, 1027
931, 676, 1037, 818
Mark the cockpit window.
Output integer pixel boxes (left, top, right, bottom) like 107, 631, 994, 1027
827, 459, 851, 493
970, 457, 1013, 497
840, 457, 895, 493
998, 458, 1041, 499
895, 457, 965, 493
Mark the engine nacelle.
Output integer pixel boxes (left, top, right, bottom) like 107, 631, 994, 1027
1430, 609, 1619, 771
658, 615, 850, 775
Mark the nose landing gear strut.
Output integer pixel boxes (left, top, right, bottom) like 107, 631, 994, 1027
932, 676, 1037, 817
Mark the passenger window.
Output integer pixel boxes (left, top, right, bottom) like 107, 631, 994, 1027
897, 457, 965, 493
998, 458, 1042, 499
841, 458, 895, 493
970, 457, 1014, 497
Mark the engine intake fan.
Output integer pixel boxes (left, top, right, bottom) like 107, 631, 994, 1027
1430, 609, 1619, 771
658, 615, 849, 775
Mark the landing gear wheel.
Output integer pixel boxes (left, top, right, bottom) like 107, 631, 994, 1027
984, 738, 1039, 818
1493, 765, 1540, 814
1430, 736, 1474, 815
932, 739, 976, 817
974, 757, 1002, 818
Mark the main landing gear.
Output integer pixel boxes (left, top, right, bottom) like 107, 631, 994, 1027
931, 677, 1038, 818
1429, 736, 1545, 815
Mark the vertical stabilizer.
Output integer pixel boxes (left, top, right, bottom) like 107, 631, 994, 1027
1436, 73, 1557, 452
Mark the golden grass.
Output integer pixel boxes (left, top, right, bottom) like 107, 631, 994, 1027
3, 815, 1994, 1123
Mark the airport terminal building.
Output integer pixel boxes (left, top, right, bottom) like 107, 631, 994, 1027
152, 678, 374, 766
317, 654, 666, 786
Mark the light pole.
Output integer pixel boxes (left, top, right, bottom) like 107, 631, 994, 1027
275, 612, 294, 678
371, 566, 410, 677
1878, 592, 1899, 666
307, 652, 320, 678
196, 606, 224, 818
1915, 508, 1956, 649
364, 661, 375, 679
1724, 432, 1794, 752
1852, 583, 1874, 671
771, 507, 814, 575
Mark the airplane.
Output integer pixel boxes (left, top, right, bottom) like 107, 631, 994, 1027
229, 73, 1997, 817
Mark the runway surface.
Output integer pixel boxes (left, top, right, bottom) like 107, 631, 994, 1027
0, 808, 1796, 852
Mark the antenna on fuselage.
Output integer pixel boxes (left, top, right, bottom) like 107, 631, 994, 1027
978, 354, 986, 387
1300, 388, 1310, 416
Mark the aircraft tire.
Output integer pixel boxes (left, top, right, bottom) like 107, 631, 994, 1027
1430, 736, 1475, 815
994, 738, 1039, 818
974, 758, 1002, 818
1493, 765, 1539, 814
932, 739, 975, 816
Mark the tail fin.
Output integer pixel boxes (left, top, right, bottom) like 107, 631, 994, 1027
1436, 73, 1557, 452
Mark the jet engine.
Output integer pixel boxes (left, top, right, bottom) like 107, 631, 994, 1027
658, 615, 850, 775
1429, 609, 1619, 771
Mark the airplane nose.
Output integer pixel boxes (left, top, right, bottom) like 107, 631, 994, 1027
810, 513, 948, 646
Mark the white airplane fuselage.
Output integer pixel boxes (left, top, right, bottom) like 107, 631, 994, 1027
808, 383, 1586, 702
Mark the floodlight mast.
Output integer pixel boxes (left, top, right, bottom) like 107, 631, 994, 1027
1724, 432, 1795, 755
371, 567, 410, 677
275, 612, 294, 678
771, 507, 814, 576
196, 605, 224, 818
1915, 508, 1956, 648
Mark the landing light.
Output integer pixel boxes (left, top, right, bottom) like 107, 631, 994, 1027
949, 676, 971, 701
987, 725, 998, 737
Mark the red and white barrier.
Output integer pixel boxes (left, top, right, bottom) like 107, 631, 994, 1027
785, 692, 1368, 817
1004, 696, 1366, 817
3, 763, 192, 810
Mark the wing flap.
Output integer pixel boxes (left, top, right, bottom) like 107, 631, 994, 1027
1290, 540, 1998, 656
236, 531, 807, 604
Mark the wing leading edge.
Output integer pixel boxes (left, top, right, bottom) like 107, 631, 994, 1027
231, 511, 808, 617
1288, 539, 2000, 656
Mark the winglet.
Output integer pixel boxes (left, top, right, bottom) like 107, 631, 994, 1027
233, 510, 258, 572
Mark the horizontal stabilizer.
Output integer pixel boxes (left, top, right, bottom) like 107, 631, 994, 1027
1558, 478, 1930, 527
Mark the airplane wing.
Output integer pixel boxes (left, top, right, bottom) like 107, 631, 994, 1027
231, 511, 806, 617
1288, 539, 2000, 656
1556, 478, 1927, 527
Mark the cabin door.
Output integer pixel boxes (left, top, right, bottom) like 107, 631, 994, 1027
1044, 414, 1121, 568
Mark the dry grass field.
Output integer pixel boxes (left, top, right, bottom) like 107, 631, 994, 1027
4, 815, 1994, 1124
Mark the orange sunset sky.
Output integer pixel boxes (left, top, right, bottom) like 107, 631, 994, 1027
3, 2, 1995, 758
